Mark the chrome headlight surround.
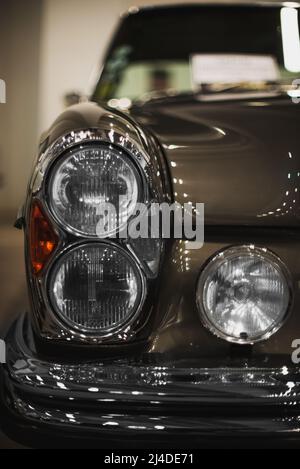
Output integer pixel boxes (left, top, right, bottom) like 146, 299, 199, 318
196, 245, 292, 345
26, 115, 170, 344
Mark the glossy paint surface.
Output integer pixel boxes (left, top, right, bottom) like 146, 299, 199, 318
132, 95, 300, 226
41, 96, 300, 228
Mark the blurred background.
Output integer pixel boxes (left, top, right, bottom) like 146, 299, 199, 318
0, 0, 285, 448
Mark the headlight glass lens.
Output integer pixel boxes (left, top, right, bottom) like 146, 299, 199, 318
49, 144, 141, 237
197, 247, 290, 344
49, 243, 144, 334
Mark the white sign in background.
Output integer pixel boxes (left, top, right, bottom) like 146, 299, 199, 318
191, 54, 280, 85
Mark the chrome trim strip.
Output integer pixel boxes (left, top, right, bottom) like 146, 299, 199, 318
3, 316, 300, 438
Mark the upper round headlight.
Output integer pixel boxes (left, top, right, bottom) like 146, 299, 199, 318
48, 144, 142, 237
196, 246, 291, 344
48, 243, 145, 335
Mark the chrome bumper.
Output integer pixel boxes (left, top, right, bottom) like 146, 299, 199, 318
1, 314, 300, 448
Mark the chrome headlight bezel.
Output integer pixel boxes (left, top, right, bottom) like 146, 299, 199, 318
32, 127, 164, 203
196, 245, 293, 345
26, 120, 169, 345
46, 142, 145, 239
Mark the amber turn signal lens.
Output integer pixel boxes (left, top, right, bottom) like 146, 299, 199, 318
30, 202, 58, 274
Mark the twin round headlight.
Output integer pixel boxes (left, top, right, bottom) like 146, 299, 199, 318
197, 246, 291, 344
46, 143, 146, 337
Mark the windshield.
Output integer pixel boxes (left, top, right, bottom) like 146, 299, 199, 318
93, 5, 300, 105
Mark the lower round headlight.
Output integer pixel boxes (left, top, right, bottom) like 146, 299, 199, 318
48, 243, 145, 335
197, 246, 291, 344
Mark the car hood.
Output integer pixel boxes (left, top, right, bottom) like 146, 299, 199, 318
132, 95, 300, 227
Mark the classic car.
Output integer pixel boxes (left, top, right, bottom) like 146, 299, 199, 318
1, 2, 300, 449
